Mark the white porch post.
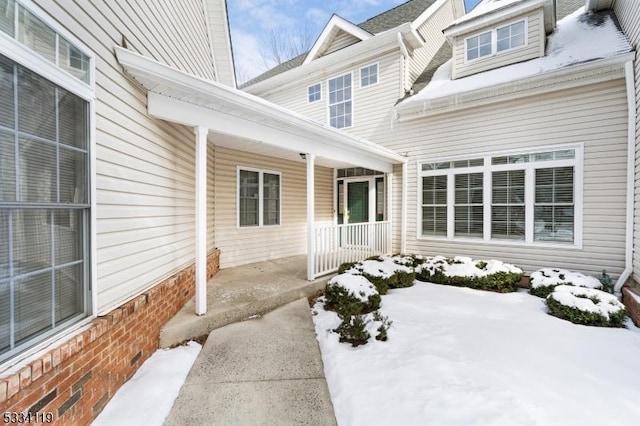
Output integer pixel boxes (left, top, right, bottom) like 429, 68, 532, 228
195, 126, 208, 315
401, 161, 408, 255
386, 171, 393, 254
306, 153, 316, 281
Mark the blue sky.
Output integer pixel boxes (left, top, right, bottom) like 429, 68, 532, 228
227, 0, 483, 83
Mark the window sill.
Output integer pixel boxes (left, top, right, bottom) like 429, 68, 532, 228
415, 235, 582, 250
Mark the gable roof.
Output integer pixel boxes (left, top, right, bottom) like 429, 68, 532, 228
303, 15, 373, 65
241, 0, 439, 88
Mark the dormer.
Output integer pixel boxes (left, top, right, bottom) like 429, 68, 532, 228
303, 15, 373, 65
443, 0, 556, 79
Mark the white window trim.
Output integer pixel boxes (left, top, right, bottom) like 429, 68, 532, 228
416, 143, 583, 249
307, 82, 322, 103
326, 71, 354, 129
463, 17, 528, 64
359, 62, 379, 88
0, 0, 97, 366
236, 166, 282, 229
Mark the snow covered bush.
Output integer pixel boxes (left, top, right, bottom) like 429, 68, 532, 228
546, 285, 627, 327
415, 256, 523, 293
335, 314, 370, 347
529, 268, 603, 298
342, 256, 416, 294
324, 274, 381, 317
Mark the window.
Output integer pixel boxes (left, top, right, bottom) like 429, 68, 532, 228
238, 168, 281, 227
0, 51, 90, 361
465, 19, 527, 62
421, 175, 447, 236
455, 173, 483, 237
466, 31, 492, 61
308, 83, 321, 103
360, 63, 378, 87
419, 147, 580, 245
328, 73, 352, 129
497, 20, 525, 52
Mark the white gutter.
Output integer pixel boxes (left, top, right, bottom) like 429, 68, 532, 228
615, 59, 637, 292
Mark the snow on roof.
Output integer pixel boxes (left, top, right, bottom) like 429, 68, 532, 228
404, 8, 632, 105
450, 0, 531, 27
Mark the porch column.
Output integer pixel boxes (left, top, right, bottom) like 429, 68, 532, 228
401, 161, 408, 254
306, 153, 316, 281
386, 171, 393, 254
195, 126, 208, 315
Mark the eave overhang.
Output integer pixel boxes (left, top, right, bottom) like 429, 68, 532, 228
394, 53, 634, 122
114, 46, 406, 172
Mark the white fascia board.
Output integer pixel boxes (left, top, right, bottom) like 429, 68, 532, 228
395, 53, 633, 121
303, 14, 373, 65
245, 24, 412, 95
114, 46, 405, 168
443, 0, 550, 38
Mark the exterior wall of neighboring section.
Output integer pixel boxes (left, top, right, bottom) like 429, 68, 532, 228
213, 146, 334, 268
391, 79, 629, 277
614, 0, 640, 286
452, 8, 544, 79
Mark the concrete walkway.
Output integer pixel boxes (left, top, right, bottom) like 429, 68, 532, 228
164, 298, 337, 426
160, 255, 329, 348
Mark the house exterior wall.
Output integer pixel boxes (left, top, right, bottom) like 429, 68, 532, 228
613, 0, 640, 286
391, 79, 629, 277
256, 50, 403, 144
1, 0, 222, 422
324, 30, 361, 56
410, 0, 455, 84
204, 0, 235, 86
213, 146, 333, 268
452, 8, 544, 79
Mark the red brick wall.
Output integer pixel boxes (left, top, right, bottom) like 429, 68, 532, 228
622, 286, 640, 327
0, 249, 220, 425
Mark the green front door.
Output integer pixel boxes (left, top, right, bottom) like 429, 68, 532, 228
347, 181, 369, 223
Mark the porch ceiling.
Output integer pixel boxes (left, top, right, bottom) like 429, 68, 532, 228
114, 46, 406, 172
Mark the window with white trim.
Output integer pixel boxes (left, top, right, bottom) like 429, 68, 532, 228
1, 0, 92, 363
308, 83, 321, 103
360, 63, 378, 87
328, 73, 352, 129
465, 19, 527, 62
419, 148, 579, 245
238, 168, 281, 227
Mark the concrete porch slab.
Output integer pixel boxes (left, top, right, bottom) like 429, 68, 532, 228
160, 255, 331, 348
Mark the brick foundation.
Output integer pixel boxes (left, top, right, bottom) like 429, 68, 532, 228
0, 249, 220, 425
622, 286, 640, 327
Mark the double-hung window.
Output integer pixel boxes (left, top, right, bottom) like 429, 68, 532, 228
238, 168, 281, 227
1, 0, 92, 363
465, 19, 527, 61
419, 147, 580, 245
328, 73, 352, 129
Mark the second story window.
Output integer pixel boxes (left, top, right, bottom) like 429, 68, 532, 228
465, 19, 527, 62
328, 73, 352, 129
360, 63, 378, 87
308, 83, 321, 103
466, 31, 492, 61
497, 20, 525, 52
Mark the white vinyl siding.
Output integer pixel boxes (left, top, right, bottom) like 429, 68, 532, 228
614, 0, 640, 285
453, 10, 543, 79
410, 0, 454, 85
390, 79, 629, 278
324, 30, 361, 56
17, 0, 218, 314
214, 146, 333, 269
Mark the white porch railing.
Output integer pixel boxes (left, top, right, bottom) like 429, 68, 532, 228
313, 221, 392, 278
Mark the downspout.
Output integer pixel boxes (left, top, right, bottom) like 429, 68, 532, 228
615, 59, 637, 293
397, 33, 411, 94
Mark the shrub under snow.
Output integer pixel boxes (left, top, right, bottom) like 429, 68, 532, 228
530, 268, 603, 298
324, 274, 381, 317
546, 285, 626, 327
344, 256, 415, 294
415, 256, 523, 293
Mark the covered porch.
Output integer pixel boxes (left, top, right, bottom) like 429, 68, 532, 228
115, 46, 407, 317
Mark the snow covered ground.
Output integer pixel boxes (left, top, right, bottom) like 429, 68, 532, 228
313, 283, 640, 426
92, 341, 201, 426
